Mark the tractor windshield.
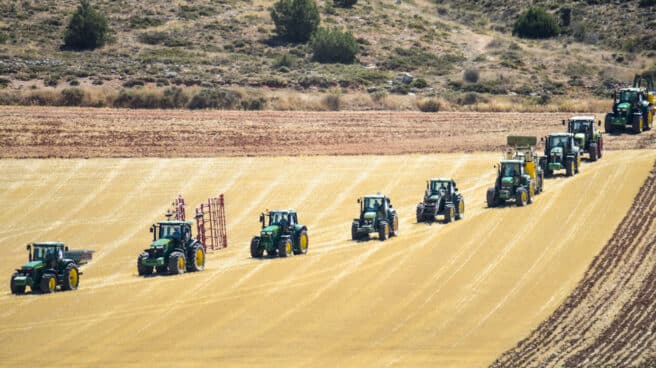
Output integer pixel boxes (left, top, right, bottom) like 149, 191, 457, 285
502, 163, 520, 177
430, 180, 450, 193
570, 121, 591, 133
620, 90, 636, 103
363, 197, 383, 212
268, 212, 290, 226
549, 136, 569, 148
159, 224, 183, 239
32, 245, 61, 261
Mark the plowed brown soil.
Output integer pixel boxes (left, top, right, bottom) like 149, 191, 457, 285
1, 106, 654, 158
0, 151, 654, 367
490, 161, 656, 368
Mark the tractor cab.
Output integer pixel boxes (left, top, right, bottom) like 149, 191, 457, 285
426, 178, 455, 201
151, 221, 194, 244
359, 195, 390, 222
565, 116, 602, 153
251, 209, 308, 258
260, 210, 298, 235
26, 242, 67, 268
352, 194, 398, 241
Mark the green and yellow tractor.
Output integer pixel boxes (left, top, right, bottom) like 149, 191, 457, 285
250, 210, 309, 258
604, 75, 654, 134
351, 194, 398, 241
416, 178, 465, 223
10, 242, 94, 294
564, 116, 604, 161
539, 133, 581, 177
486, 159, 536, 208
137, 217, 206, 276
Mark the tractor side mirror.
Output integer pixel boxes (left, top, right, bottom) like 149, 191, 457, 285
149, 226, 154, 233
65, 246, 69, 251
598, 120, 602, 126
259, 213, 265, 228
26, 244, 31, 251
562, 119, 566, 125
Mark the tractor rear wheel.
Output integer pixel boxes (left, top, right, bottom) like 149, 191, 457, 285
168, 252, 186, 275
605, 113, 614, 133
137, 255, 153, 276
390, 215, 399, 236
537, 172, 544, 194
527, 182, 535, 205
10, 273, 25, 294
40, 274, 56, 293
351, 223, 359, 241
456, 198, 465, 220
278, 238, 293, 258
444, 204, 455, 223
294, 230, 309, 255
516, 188, 528, 207
590, 143, 598, 162
565, 158, 574, 177
632, 114, 642, 134
188, 245, 205, 272
598, 136, 604, 158
251, 237, 263, 258
61, 263, 79, 291
486, 188, 497, 208
378, 221, 389, 241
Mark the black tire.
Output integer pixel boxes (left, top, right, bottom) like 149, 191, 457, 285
486, 187, 497, 208
574, 155, 580, 174
294, 229, 309, 255
168, 251, 186, 275
598, 136, 604, 158
378, 221, 389, 241
188, 245, 205, 271
527, 181, 534, 205
390, 214, 399, 236
546, 168, 553, 177
61, 263, 79, 291
456, 198, 465, 220
40, 274, 56, 293
516, 187, 528, 207
632, 114, 642, 134
278, 238, 293, 258
537, 172, 544, 194
590, 143, 598, 162
605, 113, 614, 133
351, 223, 359, 241
565, 158, 574, 177
251, 237, 263, 258
444, 204, 454, 223
137, 254, 153, 276
10, 273, 25, 295
416, 204, 425, 223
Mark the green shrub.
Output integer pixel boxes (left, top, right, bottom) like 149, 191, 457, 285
417, 98, 442, 112
270, 0, 320, 42
323, 93, 340, 111
411, 78, 428, 89
60, 88, 85, 106
334, 0, 357, 8
63, 0, 110, 50
463, 68, 480, 83
241, 97, 267, 110
513, 7, 560, 39
0, 77, 10, 88
0, 32, 7, 44
273, 53, 297, 68
129, 16, 164, 29
113, 89, 160, 109
161, 87, 189, 108
188, 88, 241, 109
310, 27, 358, 63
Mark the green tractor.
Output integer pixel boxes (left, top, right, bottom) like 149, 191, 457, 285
250, 210, 309, 258
564, 116, 604, 162
486, 160, 536, 208
539, 133, 581, 177
604, 75, 654, 133
137, 217, 206, 276
351, 194, 398, 241
416, 178, 464, 223
10, 242, 94, 294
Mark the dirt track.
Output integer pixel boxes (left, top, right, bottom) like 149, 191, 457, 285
1, 107, 654, 158
491, 161, 656, 367
0, 151, 654, 367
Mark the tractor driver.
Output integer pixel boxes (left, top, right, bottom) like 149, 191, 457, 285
279, 213, 289, 228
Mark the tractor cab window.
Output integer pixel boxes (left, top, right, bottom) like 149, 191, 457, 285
502, 163, 520, 177
269, 212, 289, 227
160, 224, 183, 239
620, 90, 636, 103
33, 246, 44, 260
570, 121, 591, 133
549, 136, 569, 148
430, 180, 450, 193
364, 197, 382, 212
289, 213, 297, 226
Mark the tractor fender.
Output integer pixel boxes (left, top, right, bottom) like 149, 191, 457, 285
294, 226, 308, 235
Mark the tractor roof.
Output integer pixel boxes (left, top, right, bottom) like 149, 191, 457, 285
621, 87, 643, 92
158, 220, 194, 226
364, 194, 386, 199
32, 242, 65, 247
430, 178, 453, 183
500, 160, 523, 164
548, 132, 573, 137
570, 115, 595, 121
269, 209, 296, 213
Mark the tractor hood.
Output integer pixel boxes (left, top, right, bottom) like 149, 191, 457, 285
150, 238, 172, 248
363, 212, 377, 220
501, 177, 514, 186
550, 146, 564, 156
574, 133, 585, 146
617, 102, 631, 111
261, 225, 280, 235
21, 260, 45, 270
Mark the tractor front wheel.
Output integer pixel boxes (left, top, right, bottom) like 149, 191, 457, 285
632, 114, 642, 134
137, 255, 153, 276
566, 158, 574, 177
168, 252, 186, 275
444, 204, 455, 223
278, 238, 293, 258
590, 143, 598, 162
516, 188, 528, 207
251, 237, 263, 258
486, 188, 497, 208
416, 205, 424, 223
456, 198, 465, 220
294, 230, 309, 255
61, 263, 79, 291
378, 221, 389, 241
605, 113, 614, 133
390, 215, 399, 236
188, 245, 205, 272
351, 223, 359, 241
10, 273, 25, 295
40, 274, 56, 293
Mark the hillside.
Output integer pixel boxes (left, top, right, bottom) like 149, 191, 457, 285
0, 0, 655, 110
